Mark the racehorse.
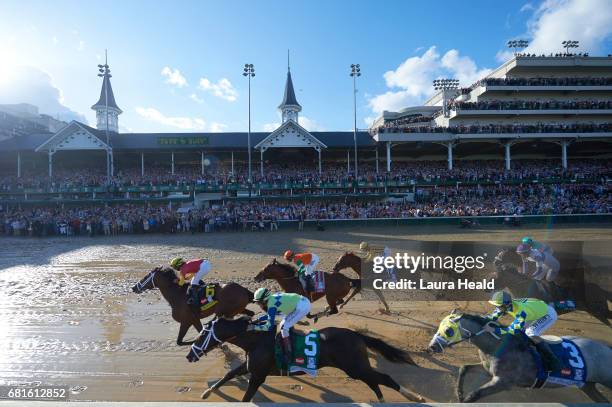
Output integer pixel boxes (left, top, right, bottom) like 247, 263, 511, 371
427, 311, 612, 402
493, 249, 611, 325
132, 266, 254, 345
254, 259, 360, 321
332, 252, 390, 313
186, 316, 426, 402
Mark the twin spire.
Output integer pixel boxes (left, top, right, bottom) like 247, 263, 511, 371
279, 50, 301, 123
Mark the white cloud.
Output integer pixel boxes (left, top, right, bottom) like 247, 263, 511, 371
189, 93, 203, 104
298, 116, 325, 131
209, 122, 228, 132
523, 0, 612, 55
520, 2, 535, 12
77, 40, 85, 51
368, 46, 491, 115
0, 65, 86, 122
161, 67, 188, 88
198, 77, 237, 102
262, 122, 280, 132
136, 107, 205, 130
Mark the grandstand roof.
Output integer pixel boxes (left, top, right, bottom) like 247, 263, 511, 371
0, 120, 375, 152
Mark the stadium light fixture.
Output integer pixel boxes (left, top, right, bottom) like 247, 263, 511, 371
242, 63, 255, 186
562, 40, 579, 54
433, 78, 459, 118
350, 64, 361, 178
507, 39, 529, 56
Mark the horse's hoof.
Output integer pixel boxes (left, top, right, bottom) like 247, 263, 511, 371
201, 389, 213, 399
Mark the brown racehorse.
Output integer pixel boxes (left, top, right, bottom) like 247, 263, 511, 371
332, 252, 390, 313
132, 266, 254, 345
254, 259, 360, 321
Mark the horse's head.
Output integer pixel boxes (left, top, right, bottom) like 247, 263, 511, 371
427, 311, 496, 353
492, 249, 521, 278
186, 317, 250, 362
254, 258, 295, 282
332, 251, 361, 273
132, 266, 177, 293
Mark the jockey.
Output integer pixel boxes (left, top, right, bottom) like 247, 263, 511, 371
485, 291, 562, 371
170, 257, 213, 305
284, 250, 320, 292
516, 243, 560, 282
359, 241, 397, 282
522, 237, 553, 255
250, 288, 312, 367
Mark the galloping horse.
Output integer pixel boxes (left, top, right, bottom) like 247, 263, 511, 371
186, 317, 426, 402
332, 252, 390, 313
428, 311, 612, 402
254, 259, 360, 321
132, 266, 254, 345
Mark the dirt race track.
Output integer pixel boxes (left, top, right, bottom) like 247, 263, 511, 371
0, 223, 610, 403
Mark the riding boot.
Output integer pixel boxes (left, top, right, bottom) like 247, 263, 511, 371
281, 336, 292, 373
186, 285, 199, 307
535, 341, 564, 372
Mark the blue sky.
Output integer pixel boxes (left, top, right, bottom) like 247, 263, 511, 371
0, 0, 610, 133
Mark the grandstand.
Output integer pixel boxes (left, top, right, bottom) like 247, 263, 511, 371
0, 54, 610, 236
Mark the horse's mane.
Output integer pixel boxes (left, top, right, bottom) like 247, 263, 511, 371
272, 261, 298, 275
461, 313, 501, 328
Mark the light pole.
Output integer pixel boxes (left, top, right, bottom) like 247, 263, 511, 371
350, 64, 360, 178
507, 39, 529, 56
561, 40, 579, 55
98, 50, 112, 183
243, 63, 255, 186
433, 78, 459, 117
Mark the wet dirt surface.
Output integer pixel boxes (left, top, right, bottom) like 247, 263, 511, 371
0, 224, 610, 402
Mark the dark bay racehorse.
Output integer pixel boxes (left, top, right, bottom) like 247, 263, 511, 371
254, 259, 360, 321
428, 311, 612, 402
332, 252, 390, 313
186, 317, 426, 402
132, 266, 254, 345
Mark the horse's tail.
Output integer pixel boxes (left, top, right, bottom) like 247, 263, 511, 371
358, 333, 417, 365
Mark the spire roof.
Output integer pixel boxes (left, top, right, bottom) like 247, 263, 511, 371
278, 69, 301, 110
91, 75, 121, 112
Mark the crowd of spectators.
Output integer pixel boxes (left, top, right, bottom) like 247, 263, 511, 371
1, 160, 610, 191
1, 182, 609, 237
448, 100, 612, 111
461, 77, 612, 94
378, 122, 612, 134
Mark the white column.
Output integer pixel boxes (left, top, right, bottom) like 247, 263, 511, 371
17, 152, 21, 178
141, 152, 145, 176
201, 151, 204, 175
110, 150, 114, 176
260, 149, 264, 177
505, 143, 511, 171
561, 141, 568, 169
375, 148, 379, 174
318, 148, 322, 175
447, 142, 453, 170
231, 151, 234, 175
171, 152, 175, 175
386, 142, 391, 172
48, 151, 53, 177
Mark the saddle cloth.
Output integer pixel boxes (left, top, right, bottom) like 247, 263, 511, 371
275, 330, 321, 377
531, 337, 588, 388
307, 271, 325, 294
193, 284, 218, 311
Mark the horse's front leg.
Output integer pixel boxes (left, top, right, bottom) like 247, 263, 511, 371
456, 363, 482, 402
373, 289, 390, 312
201, 362, 248, 399
462, 376, 508, 403
176, 321, 193, 346
242, 374, 266, 402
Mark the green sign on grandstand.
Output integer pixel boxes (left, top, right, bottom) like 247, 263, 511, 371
157, 136, 209, 146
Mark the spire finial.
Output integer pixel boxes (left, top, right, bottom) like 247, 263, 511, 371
287, 49, 290, 72
105, 49, 108, 66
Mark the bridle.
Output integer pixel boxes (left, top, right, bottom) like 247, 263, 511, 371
434, 318, 500, 352
190, 319, 222, 360
135, 271, 156, 291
